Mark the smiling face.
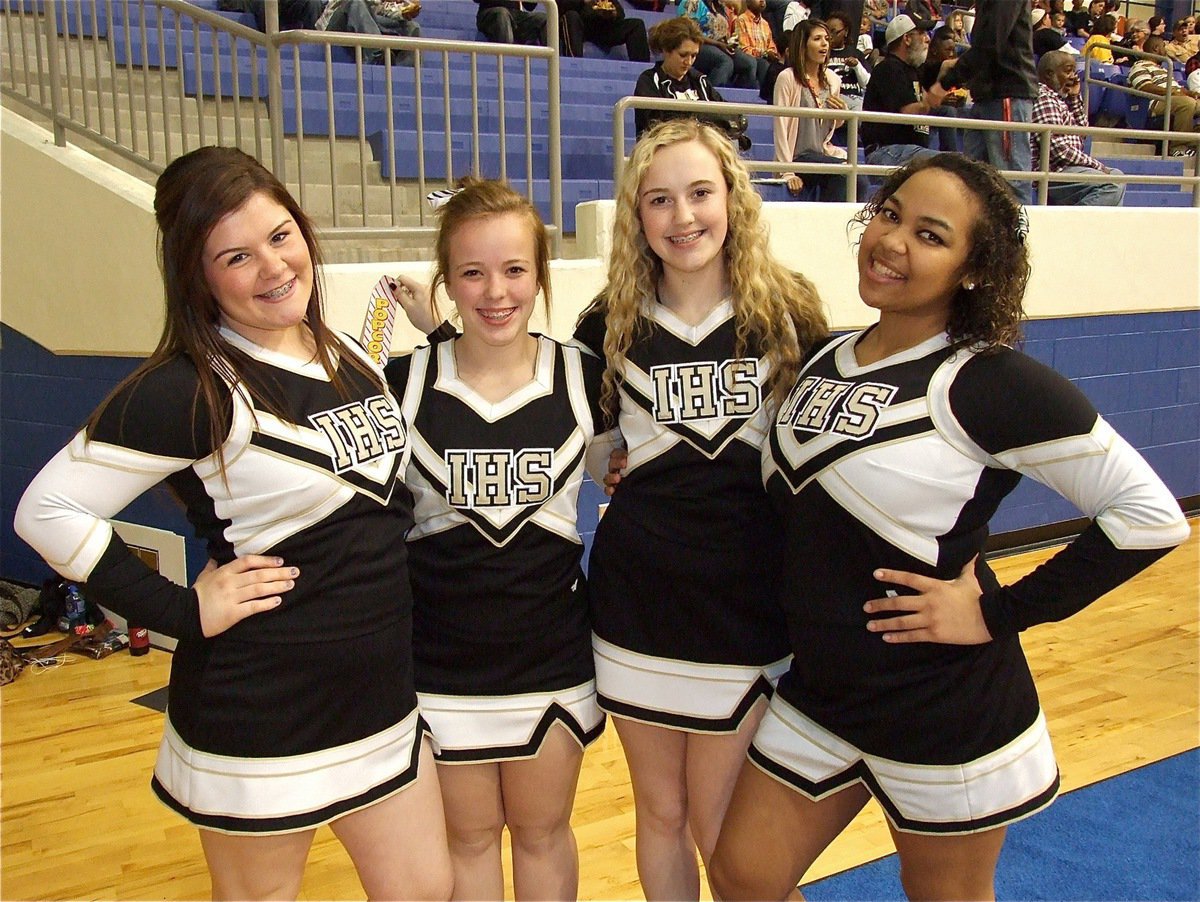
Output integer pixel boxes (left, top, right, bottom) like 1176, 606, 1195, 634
662, 38, 701, 80
201, 191, 313, 350
444, 211, 539, 351
637, 138, 730, 286
857, 167, 981, 331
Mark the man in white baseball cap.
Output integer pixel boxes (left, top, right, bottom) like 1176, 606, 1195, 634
862, 13, 941, 166
883, 12, 931, 48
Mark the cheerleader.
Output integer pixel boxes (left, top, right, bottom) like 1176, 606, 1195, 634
14, 147, 452, 901
576, 119, 828, 899
710, 153, 1190, 900
385, 180, 622, 900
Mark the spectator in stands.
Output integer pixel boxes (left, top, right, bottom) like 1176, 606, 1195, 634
219, 0, 324, 31
857, 13, 880, 62
1128, 35, 1199, 156
825, 0, 867, 44
927, 0, 1038, 202
945, 8, 971, 51
1165, 18, 1196, 64
824, 9, 872, 111
635, 15, 752, 147
1183, 16, 1200, 55
861, 14, 942, 167
773, 18, 866, 200
905, 0, 941, 26
864, 0, 888, 31
314, 0, 422, 62
560, 0, 651, 61
1033, 7, 1074, 56
1031, 50, 1124, 205
1082, 14, 1117, 64
1119, 19, 1147, 47
735, 0, 783, 89
780, 0, 813, 40
1148, 16, 1166, 38
678, 0, 759, 88
920, 24, 966, 150
1068, 0, 1105, 39
475, 0, 548, 46
1187, 51, 1200, 93
761, 0, 795, 52
1117, 18, 1147, 59
920, 25, 960, 92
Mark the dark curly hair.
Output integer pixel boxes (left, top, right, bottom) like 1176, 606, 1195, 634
851, 153, 1029, 352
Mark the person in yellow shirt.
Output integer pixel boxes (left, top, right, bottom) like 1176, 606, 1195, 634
1082, 13, 1116, 64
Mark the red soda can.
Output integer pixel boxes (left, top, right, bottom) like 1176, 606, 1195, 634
129, 626, 150, 656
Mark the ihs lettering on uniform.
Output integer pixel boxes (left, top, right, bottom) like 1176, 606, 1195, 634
307, 395, 406, 474
574, 298, 793, 728
385, 336, 620, 761
393, 337, 615, 550
763, 330, 1190, 763
17, 327, 415, 646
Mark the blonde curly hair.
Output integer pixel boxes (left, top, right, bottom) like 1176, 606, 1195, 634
583, 119, 828, 415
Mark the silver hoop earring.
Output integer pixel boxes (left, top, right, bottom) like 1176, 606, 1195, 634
964, 280, 977, 291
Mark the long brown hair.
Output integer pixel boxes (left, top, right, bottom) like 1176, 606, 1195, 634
581, 119, 829, 416
788, 18, 830, 91
88, 146, 382, 468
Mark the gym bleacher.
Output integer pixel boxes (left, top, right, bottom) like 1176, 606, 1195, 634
39, 0, 1200, 227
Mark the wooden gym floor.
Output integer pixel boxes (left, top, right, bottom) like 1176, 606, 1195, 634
1, 526, 1196, 900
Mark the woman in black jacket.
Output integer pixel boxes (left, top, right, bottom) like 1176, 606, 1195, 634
633, 16, 750, 147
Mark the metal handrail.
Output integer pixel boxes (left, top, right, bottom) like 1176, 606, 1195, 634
1081, 40, 1180, 156
1, 0, 565, 252
612, 96, 1200, 207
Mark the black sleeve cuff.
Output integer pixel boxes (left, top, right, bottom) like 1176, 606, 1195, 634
83, 534, 204, 641
979, 523, 1176, 637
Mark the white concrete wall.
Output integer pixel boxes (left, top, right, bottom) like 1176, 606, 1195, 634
4, 116, 1197, 359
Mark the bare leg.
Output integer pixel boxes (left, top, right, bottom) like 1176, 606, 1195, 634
199, 828, 315, 901
709, 759, 870, 901
501, 723, 586, 900
612, 716, 697, 900
437, 759, 506, 900
684, 697, 768, 875
329, 739, 454, 900
890, 824, 1007, 901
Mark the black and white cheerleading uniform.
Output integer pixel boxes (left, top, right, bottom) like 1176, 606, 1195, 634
14, 328, 424, 835
386, 336, 621, 763
757, 330, 1189, 834
574, 300, 792, 732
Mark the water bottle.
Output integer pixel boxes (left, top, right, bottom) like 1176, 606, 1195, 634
64, 584, 88, 635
